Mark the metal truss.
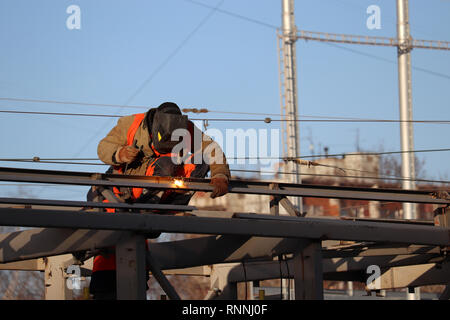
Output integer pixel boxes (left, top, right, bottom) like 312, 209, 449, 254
296, 29, 450, 51
0, 167, 448, 204
0, 167, 449, 300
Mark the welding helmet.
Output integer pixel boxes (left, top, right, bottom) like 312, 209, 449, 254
151, 102, 188, 154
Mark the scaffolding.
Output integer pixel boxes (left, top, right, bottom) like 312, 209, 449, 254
0, 166, 448, 300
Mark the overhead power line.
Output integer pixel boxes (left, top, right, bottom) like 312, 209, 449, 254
1, 159, 448, 185
1, 109, 450, 124
1, 148, 449, 163
324, 42, 450, 81
0, 97, 148, 109
126, 0, 225, 105
1, 147, 449, 184
0, 110, 120, 118
229, 169, 450, 185
2, 97, 449, 123
183, 0, 278, 30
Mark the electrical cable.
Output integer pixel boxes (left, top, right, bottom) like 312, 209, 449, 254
126, 0, 225, 105
0, 110, 120, 118
4, 96, 448, 123
1, 147, 448, 162
1, 157, 450, 184
229, 169, 450, 185
242, 260, 248, 300
278, 255, 283, 300
1, 158, 448, 184
2, 109, 450, 124
183, 0, 278, 30
0, 97, 148, 110
323, 42, 450, 81
284, 254, 291, 300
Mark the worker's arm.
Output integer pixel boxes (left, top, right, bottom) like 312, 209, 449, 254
97, 115, 135, 165
188, 121, 231, 198
188, 121, 231, 179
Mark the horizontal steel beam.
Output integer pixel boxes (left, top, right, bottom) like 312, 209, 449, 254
322, 243, 441, 258
0, 208, 449, 246
377, 263, 450, 289
0, 197, 195, 212
0, 166, 448, 204
150, 236, 443, 272
149, 235, 308, 270
0, 227, 125, 263
295, 30, 450, 51
0, 258, 45, 271
217, 253, 445, 284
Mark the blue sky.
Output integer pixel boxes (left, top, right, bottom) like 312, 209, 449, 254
0, 0, 449, 200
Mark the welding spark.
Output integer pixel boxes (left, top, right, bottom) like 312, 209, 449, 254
173, 179, 185, 188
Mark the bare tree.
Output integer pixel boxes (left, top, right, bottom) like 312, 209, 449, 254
0, 186, 44, 300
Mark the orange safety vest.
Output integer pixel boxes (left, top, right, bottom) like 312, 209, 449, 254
93, 113, 146, 272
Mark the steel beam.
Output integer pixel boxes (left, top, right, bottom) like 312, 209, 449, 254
0, 227, 125, 263
324, 254, 443, 274
0, 258, 45, 271
376, 262, 450, 289
0, 197, 195, 212
147, 250, 181, 300
115, 232, 147, 300
213, 253, 446, 285
149, 235, 308, 270
0, 166, 448, 204
322, 243, 441, 258
1, 208, 449, 246
293, 241, 324, 300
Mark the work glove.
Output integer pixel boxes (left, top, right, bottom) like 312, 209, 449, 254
116, 146, 140, 164
209, 175, 229, 199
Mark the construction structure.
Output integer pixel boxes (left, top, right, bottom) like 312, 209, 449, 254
0, 166, 449, 300
277, 1, 449, 298
278, 0, 449, 220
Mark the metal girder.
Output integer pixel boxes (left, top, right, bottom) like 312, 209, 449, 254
210, 252, 446, 285
0, 166, 448, 204
0, 227, 125, 263
375, 262, 450, 289
1, 208, 449, 246
115, 232, 147, 300
0, 197, 195, 212
147, 250, 181, 300
0, 258, 45, 271
324, 254, 444, 274
322, 243, 441, 258
148, 235, 308, 270
293, 241, 324, 300
150, 237, 443, 273
295, 29, 450, 51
